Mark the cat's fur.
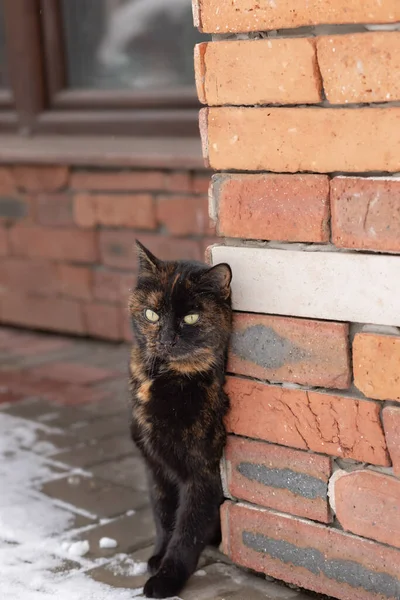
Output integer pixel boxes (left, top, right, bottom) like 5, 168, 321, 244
129, 241, 232, 599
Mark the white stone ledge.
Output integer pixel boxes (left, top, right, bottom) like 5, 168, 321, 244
211, 246, 400, 326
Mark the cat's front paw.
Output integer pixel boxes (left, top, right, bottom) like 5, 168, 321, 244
147, 553, 163, 575
143, 560, 187, 599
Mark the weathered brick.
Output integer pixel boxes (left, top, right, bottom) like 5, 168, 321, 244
99, 230, 202, 269
13, 166, 68, 192
156, 195, 213, 235
195, 39, 321, 106
224, 436, 332, 523
70, 170, 165, 191
331, 177, 400, 253
92, 269, 134, 304
221, 501, 400, 600
229, 313, 350, 389
0, 167, 16, 194
194, 0, 400, 33
36, 193, 74, 226
0, 258, 58, 297
58, 264, 92, 301
83, 302, 122, 341
0, 293, 85, 334
317, 32, 400, 104
74, 193, 156, 229
353, 332, 400, 401
0, 227, 8, 256
383, 406, 400, 476
211, 245, 400, 328
213, 173, 330, 242
0, 197, 29, 221
332, 470, 400, 549
225, 377, 389, 465
200, 107, 400, 172
9, 225, 98, 262
28, 362, 118, 385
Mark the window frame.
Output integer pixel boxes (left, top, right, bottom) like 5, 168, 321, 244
1, 0, 201, 137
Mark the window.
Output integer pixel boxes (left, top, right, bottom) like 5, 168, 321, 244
0, 0, 208, 136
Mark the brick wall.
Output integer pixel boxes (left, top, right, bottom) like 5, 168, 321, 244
0, 165, 215, 340
193, 2, 400, 599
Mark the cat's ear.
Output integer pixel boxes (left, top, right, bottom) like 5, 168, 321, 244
201, 263, 232, 298
135, 240, 161, 275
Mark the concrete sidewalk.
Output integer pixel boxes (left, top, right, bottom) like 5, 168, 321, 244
0, 326, 318, 600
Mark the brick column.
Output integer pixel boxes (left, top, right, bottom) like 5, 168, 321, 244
193, 2, 400, 599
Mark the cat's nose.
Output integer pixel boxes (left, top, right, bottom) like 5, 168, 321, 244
159, 340, 175, 349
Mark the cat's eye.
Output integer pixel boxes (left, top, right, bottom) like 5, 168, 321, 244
144, 309, 159, 323
183, 314, 199, 325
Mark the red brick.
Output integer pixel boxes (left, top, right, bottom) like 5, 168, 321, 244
13, 166, 68, 192
192, 173, 210, 194
99, 230, 202, 269
317, 32, 400, 104
0, 370, 105, 405
165, 172, 192, 193
0, 227, 9, 256
214, 174, 330, 242
0, 293, 85, 334
28, 362, 118, 385
225, 377, 389, 465
83, 302, 122, 341
0, 258, 58, 297
0, 167, 16, 194
332, 470, 400, 549
70, 170, 165, 191
224, 436, 332, 523
200, 107, 400, 173
0, 196, 30, 223
0, 390, 25, 405
35, 193, 74, 227
221, 501, 400, 600
74, 193, 156, 229
353, 332, 400, 401
58, 265, 92, 301
229, 313, 350, 389
383, 406, 400, 476
0, 328, 71, 356
9, 225, 98, 263
156, 195, 213, 236
194, 0, 400, 33
121, 306, 133, 343
92, 269, 134, 304
195, 39, 321, 106
331, 177, 400, 253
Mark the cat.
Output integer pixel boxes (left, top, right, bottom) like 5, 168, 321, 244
129, 241, 232, 599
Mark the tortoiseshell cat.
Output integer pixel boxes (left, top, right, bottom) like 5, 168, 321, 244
129, 241, 232, 599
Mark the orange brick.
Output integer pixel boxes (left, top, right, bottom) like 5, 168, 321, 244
200, 107, 400, 172
0, 167, 16, 194
35, 194, 74, 227
70, 170, 165, 191
58, 265, 92, 301
92, 269, 134, 304
224, 436, 332, 523
83, 302, 122, 341
225, 377, 389, 465
192, 173, 211, 194
13, 166, 68, 192
74, 193, 156, 229
0, 258, 58, 297
317, 32, 400, 104
195, 39, 322, 105
156, 195, 213, 236
214, 173, 329, 242
353, 332, 400, 401
0, 293, 84, 334
331, 177, 400, 253
332, 470, 400, 549
194, 0, 400, 33
229, 313, 350, 389
221, 501, 400, 600
9, 225, 98, 263
383, 406, 400, 476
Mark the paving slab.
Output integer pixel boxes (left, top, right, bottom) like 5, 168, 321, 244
72, 414, 129, 442
52, 434, 135, 469
75, 508, 154, 559
91, 454, 147, 491
40, 474, 148, 518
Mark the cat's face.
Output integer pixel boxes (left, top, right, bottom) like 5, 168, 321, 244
129, 241, 232, 371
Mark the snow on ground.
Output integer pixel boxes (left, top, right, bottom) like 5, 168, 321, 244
0, 412, 163, 600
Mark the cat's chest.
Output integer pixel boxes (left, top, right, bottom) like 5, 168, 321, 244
145, 375, 205, 426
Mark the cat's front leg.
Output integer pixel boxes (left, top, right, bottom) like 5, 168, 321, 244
146, 465, 179, 575
143, 472, 222, 598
